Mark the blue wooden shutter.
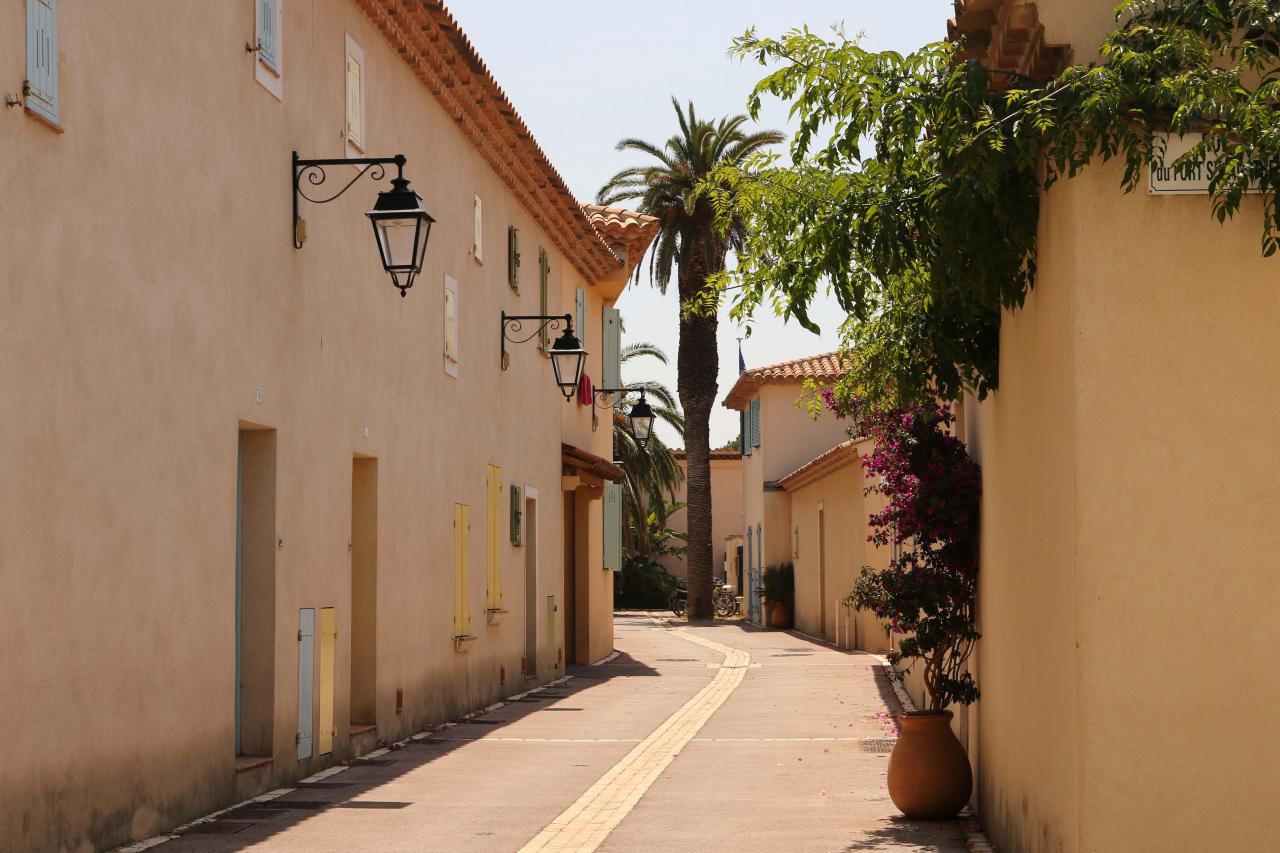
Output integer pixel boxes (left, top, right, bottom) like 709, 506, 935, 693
603, 482, 622, 571
749, 399, 762, 448
25, 0, 58, 124
297, 608, 314, 760
257, 0, 280, 73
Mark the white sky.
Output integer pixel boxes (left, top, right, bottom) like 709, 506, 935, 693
445, 1, 950, 446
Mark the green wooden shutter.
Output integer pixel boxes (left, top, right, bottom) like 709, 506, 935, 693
508, 226, 520, 292
603, 482, 622, 571
25, 0, 58, 124
538, 249, 550, 352
257, 0, 280, 73
510, 484, 523, 546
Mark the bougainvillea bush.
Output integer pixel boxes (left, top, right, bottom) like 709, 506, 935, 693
829, 392, 982, 711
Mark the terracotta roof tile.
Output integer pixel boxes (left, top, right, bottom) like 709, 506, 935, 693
583, 204, 660, 268
949, 1, 1072, 88
722, 351, 846, 411
562, 443, 624, 483
354, 1, 629, 282
672, 449, 743, 461
776, 440, 860, 491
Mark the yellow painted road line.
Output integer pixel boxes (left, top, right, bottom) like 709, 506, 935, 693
518, 629, 749, 852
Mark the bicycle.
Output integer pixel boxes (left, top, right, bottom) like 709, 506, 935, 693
668, 579, 739, 618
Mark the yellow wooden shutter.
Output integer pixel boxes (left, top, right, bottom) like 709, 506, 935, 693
318, 607, 337, 754
454, 504, 471, 636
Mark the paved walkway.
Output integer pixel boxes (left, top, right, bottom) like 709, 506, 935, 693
144, 614, 971, 852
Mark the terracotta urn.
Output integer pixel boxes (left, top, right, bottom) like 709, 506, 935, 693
887, 710, 972, 819
766, 601, 793, 629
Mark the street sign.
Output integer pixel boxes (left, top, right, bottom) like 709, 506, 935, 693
1149, 132, 1261, 195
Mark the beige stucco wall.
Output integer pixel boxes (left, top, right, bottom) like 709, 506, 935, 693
735, 382, 853, 621
0, 2, 617, 849
787, 442, 891, 652
658, 456, 744, 580
967, 4, 1280, 850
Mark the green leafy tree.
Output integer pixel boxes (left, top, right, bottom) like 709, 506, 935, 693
612, 342, 684, 555
713, 4, 1280, 412
599, 99, 782, 619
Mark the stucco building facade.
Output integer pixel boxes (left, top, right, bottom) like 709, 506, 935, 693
914, 2, 1280, 851
0, 2, 655, 850
657, 449, 743, 587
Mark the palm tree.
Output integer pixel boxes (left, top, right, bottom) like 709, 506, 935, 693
598, 99, 782, 619
612, 342, 684, 555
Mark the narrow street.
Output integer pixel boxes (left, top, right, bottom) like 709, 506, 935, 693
149, 614, 970, 852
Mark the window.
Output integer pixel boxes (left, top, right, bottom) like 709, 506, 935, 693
24, 0, 58, 126
453, 504, 471, 638
507, 227, 521, 292
487, 466, 502, 611
344, 34, 365, 154
444, 273, 459, 377
472, 196, 483, 263
254, 0, 283, 99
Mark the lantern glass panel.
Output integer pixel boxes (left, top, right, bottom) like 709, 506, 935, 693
373, 215, 423, 271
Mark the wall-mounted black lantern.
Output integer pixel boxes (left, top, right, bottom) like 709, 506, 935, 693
293, 151, 435, 297
593, 387, 657, 448
500, 312, 588, 401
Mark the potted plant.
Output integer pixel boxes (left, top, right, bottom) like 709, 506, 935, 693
760, 562, 794, 629
832, 394, 982, 820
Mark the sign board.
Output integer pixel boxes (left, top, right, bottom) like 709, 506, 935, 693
1149, 132, 1261, 195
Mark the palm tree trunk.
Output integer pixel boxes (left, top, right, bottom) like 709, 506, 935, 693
678, 227, 720, 621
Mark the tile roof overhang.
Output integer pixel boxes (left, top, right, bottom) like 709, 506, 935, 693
672, 449, 743, 462
777, 440, 860, 492
583, 205, 661, 300
949, 0, 1072, 88
354, 0, 627, 283
722, 351, 846, 411
562, 443, 625, 484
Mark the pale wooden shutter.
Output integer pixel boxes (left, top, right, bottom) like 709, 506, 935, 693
25, 0, 58, 124
257, 0, 280, 72
538, 249, 550, 351
749, 399, 762, 448
345, 50, 363, 150
575, 288, 586, 349
487, 466, 501, 610
602, 308, 621, 408
473, 196, 484, 262
454, 504, 471, 636
296, 608, 314, 760
603, 482, 622, 571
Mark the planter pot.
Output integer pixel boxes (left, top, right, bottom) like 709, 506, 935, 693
887, 710, 972, 819
766, 601, 793, 629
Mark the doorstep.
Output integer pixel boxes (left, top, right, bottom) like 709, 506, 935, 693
233, 755, 273, 773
